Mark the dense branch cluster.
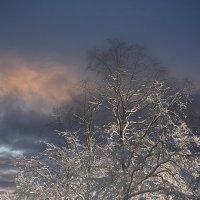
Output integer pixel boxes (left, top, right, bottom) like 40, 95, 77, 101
2, 40, 199, 200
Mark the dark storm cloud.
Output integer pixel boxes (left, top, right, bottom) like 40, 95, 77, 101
0, 95, 50, 155
0, 106, 66, 158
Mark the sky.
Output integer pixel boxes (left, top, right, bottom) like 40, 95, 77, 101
0, 0, 200, 191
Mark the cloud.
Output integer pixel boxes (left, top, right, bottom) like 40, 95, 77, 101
0, 162, 18, 191
0, 146, 23, 159
0, 55, 82, 149
0, 55, 83, 190
0, 55, 81, 113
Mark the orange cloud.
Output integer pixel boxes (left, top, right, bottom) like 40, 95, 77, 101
0, 56, 81, 113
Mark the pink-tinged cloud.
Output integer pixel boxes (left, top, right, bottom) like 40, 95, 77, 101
0, 56, 81, 113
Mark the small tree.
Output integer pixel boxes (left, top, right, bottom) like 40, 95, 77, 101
13, 40, 199, 200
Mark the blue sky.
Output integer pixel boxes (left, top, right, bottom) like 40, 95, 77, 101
0, 0, 200, 81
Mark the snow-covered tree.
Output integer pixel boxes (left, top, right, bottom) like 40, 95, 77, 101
13, 40, 199, 200
0, 191, 16, 200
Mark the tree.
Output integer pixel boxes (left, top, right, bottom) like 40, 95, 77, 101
12, 40, 199, 200
0, 191, 16, 200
